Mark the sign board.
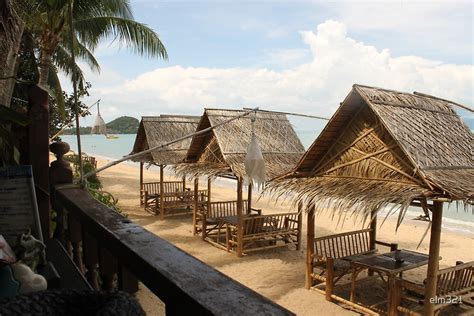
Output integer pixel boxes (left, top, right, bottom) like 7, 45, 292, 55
0, 166, 42, 246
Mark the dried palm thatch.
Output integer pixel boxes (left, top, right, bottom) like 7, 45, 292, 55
130, 115, 200, 165
268, 84, 473, 226
174, 109, 305, 179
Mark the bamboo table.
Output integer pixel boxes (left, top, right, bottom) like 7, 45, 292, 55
349, 249, 429, 316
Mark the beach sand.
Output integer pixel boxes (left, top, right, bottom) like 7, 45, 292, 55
95, 157, 473, 316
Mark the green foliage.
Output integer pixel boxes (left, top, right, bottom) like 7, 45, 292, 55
49, 82, 92, 141
65, 153, 124, 215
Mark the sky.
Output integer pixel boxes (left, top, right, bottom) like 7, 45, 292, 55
70, 0, 473, 133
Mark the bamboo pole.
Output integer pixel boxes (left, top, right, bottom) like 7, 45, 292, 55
368, 208, 377, 277
202, 177, 211, 240
237, 177, 244, 257
82, 107, 258, 180
139, 162, 144, 206
424, 201, 443, 316
369, 208, 377, 250
159, 165, 164, 219
305, 201, 315, 289
193, 178, 198, 235
296, 200, 303, 251
247, 182, 253, 214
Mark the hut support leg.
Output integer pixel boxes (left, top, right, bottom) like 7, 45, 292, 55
159, 165, 164, 219
247, 182, 253, 214
368, 208, 377, 276
305, 201, 315, 289
296, 201, 303, 251
236, 177, 243, 257
193, 178, 198, 235
424, 201, 443, 316
202, 177, 211, 240
139, 162, 144, 206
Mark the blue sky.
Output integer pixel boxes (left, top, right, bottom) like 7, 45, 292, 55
75, 0, 473, 132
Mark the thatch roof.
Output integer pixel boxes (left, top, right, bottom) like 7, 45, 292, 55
174, 109, 305, 179
130, 115, 200, 164
268, 84, 473, 223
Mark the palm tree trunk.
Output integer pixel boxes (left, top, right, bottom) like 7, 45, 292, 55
38, 50, 52, 88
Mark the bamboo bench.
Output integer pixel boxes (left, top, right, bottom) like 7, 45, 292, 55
193, 200, 260, 239
141, 181, 208, 217
311, 228, 397, 297
226, 212, 302, 256
393, 261, 474, 315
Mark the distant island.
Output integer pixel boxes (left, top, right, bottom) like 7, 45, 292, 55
63, 116, 139, 135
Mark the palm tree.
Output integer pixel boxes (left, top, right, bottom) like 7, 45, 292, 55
15, 0, 167, 101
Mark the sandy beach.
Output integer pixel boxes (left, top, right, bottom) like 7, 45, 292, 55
94, 157, 473, 315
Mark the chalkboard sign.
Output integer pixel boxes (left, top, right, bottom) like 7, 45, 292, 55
0, 166, 43, 246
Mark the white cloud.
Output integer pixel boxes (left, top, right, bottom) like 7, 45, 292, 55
85, 20, 473, 124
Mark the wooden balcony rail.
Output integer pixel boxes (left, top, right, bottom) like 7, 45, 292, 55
53, 186, 293, 315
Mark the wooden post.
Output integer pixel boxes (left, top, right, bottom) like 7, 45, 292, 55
28, 85, 50, 240
305, 201, 315, 289
139, 162, 144, 206
50, 141, 73, 244
182, 176, 186, 190
159, 164, 165, 219
424, 201, 443, 316
247, 182, 253, 214
193, 178, 199, 235
236, 177, 244, 257
83, 231, 100, 290
369, 208, 377, 250
368, 208, 377, 276
202, 177, 211, 240
296, 200, 303, 251
99, 247, 118, 291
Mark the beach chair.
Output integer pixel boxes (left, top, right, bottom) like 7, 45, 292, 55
310, 229, 397, 298
193, 200, 260, 239
226, 212, 302, 255
141, 181, 207, 217
392, 261, 474, 315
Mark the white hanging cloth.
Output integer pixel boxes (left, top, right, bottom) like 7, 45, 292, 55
91, 104, 107, 136
245, 111, 266, 188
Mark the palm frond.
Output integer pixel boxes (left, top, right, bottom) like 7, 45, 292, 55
53, 43, 86, 88
74, 16, 167, 59
74, 0, 133, 20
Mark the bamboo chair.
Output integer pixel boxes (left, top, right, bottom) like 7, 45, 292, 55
392, 261, 474, 315
226, 212, 302, 255
311, 229, 397, 297
141, 181, 207, 217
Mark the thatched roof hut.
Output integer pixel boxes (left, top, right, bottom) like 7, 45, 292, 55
269, 84, 473, 221
267, 85, 473, 314
131, 115, 200, 165
175, 109, 306, 179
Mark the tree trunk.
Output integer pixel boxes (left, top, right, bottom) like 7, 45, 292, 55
0, 0, 24, 107
38, 50, 52, 89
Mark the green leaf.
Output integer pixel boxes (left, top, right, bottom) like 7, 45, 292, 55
0, 105, 31, 126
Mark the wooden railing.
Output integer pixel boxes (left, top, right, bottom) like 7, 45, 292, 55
48, 143, 293, 315
52, 186, 294, 315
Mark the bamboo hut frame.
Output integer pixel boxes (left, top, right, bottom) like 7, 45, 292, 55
130, 115, 203, 219
268, 84, 473, 315
175, 109, 306, 256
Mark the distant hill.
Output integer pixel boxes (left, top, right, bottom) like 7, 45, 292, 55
63, 116, 139, 135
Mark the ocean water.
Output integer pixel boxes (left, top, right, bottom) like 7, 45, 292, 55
60, 133, 473, 234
